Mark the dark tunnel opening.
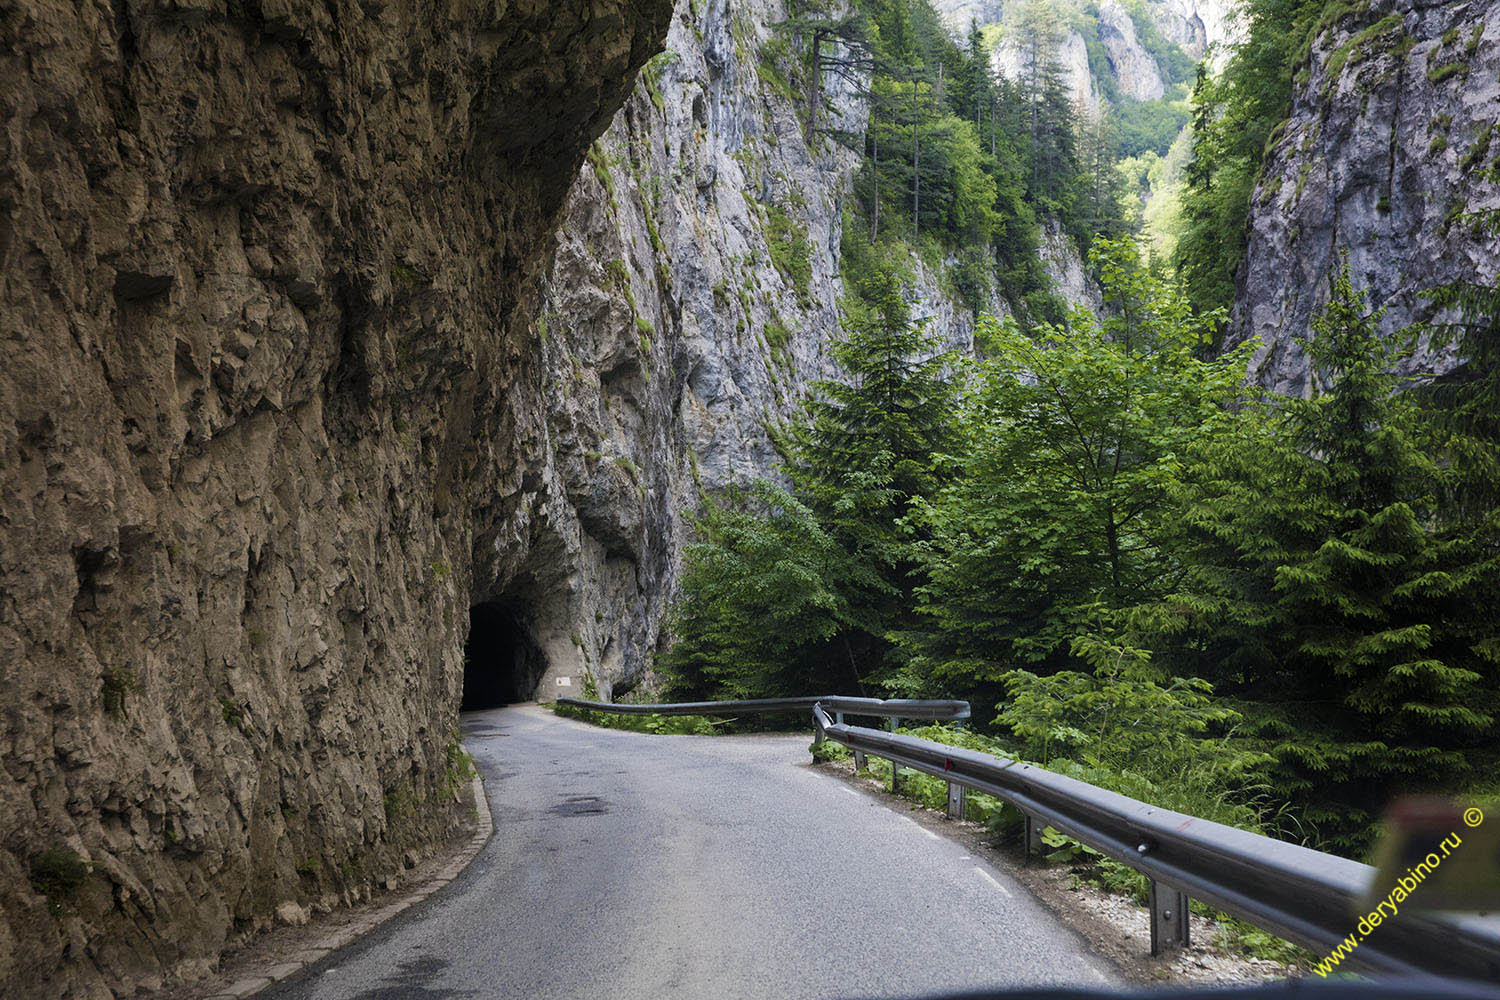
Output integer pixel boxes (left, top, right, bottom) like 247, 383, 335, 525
462, 601, 545, 710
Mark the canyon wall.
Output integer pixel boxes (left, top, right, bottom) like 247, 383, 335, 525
517, 0, 863, 699
1233, 0, 1500, 395
0, 0, 669, 994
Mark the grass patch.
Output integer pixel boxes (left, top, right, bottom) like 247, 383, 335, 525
552, 700, 722, 735
1426, 61, 1469, 85
101, 666, 140, 716
764, 206, 812, 307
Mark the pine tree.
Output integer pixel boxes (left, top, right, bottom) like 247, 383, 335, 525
659, 483, 865, 700
663, 247, 962, 698
1010, 0, 1077, 214
1076, 102, 1126, 240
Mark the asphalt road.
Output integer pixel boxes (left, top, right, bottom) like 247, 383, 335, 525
265, 704, 1117, 1000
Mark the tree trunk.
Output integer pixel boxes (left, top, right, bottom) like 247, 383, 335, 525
912, 84, 920, 236
806, 29, 823, 146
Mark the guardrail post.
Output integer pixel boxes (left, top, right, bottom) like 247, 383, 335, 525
946, 781, 966, 820
853, 749, 867, 771
1149, 881, 1190, 955
887, 717, 901, 793
1024, 814, 1041, 859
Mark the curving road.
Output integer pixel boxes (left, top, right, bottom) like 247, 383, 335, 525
265, 704, 1117, 1000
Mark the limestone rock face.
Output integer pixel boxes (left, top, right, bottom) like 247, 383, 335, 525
1150, 0, 1234, 62
1232, 1, 1500, 396
523, 0, 862, 697
0, 0, 670, 995
1099, 1, 1167, 101
992, 30, 1103, 114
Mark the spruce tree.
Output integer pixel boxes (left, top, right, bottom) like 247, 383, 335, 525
1137, 264, 1500, 852
786, 248, 961, 686
662, 248, 962, 699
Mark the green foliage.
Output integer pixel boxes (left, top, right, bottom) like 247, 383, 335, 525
657, 0, 1500, 868
999, 635, 1273, 830
101, 666, 140, 717
663, 247, 962, 700
809, 739, 851, 762
1175, 0, 1327, 323
30, 848, 90, 901
900, 240, 1243, 696
1425, 62, 1468, 85
219, 696, 251, 736
658, 481, 860, 699
764, 318, 793, 368
1120, 0, 1197, 85
839, 0, 1140, 321
444, 736, 478, 797
1111, 95, 1191, 159
552, 700, 720, 736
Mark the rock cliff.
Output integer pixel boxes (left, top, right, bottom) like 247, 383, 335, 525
947, 0, 1232, 114
0, 0, 1119, 992
0, 0, 670, 995
520, 0, 865, 697
1099, 1, 1167, 101
1232, 1, 1500, 396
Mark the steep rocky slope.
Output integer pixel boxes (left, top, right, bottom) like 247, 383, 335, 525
1232, 1, 1500, 395
519, 0, 866, 697
0, 1, 669, 995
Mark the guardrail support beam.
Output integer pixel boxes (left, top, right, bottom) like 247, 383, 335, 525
1149, 881, 1190, 955
852, 749, 866, 771
946, 781, 966, 820
887, 717, 901, 793
1024, 814, 1040, 858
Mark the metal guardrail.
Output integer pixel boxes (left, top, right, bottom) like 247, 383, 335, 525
559, 695, 1500, 983
556, 696, 970, 721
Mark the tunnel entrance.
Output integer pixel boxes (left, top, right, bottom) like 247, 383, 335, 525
462, 601, 545, 709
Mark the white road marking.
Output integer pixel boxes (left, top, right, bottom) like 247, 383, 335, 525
976, 868, 1013, 897
839, 787, 861, 797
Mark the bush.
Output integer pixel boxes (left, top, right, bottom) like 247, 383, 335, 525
30, 848, 90, 901
552, 700, 720, 736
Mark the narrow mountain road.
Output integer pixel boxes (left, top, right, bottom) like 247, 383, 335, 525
265, 704, 1117, 1000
